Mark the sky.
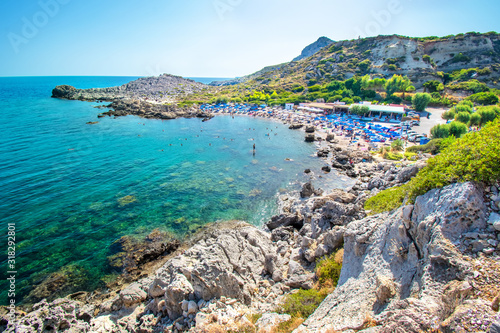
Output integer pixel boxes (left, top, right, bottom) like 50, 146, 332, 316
0, 0, 499, 78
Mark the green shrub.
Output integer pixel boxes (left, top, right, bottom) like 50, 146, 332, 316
404, 152, 417, 160
469, 112, 481, 126
455, 111, 471, 124
468, 92, 499, 105
327, 95, 343, 103
292, 85, 305, 93
423, 80, 442, 93
447, 80, 490, 93
353, 96, 362, 103
364, 184, 410, 214
477, 107, 499, 126
449, 121, 468, 137
450, 52, 471, 64
308, 85, 322, 92
358, 59, 372, 72
412, 93, 432, 111
455, 104, 473, 113
442, 110, 456, 120
431, 124, 451, 139
342, 97, 354, 104
388, 64, 398, 71
316, 253, 342, 288
280, 289, 327, 318
391, 139, 404, 151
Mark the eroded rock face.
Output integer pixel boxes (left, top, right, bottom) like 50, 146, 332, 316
296, 182, 494, 333
148, 223, 276, 320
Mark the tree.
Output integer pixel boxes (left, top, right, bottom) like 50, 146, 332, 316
385, 75, 411, 97
406, 85, 416, 93
351, 105, 370, 116
391, 139, 404, 151
327, 95, 343, 103
412, 93, 432, 111
271, 91, 279, 99
341, 97, 354, 105
423, 80, 442, 93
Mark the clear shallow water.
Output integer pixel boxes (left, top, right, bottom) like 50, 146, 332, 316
0, 77, 351, 305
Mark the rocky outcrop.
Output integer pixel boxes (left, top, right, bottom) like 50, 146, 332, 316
52, 74, 208, 103
293, 36, 335, 62
97, 99, 209, 120
147, 223, 275, 319
51, 74, 212, 121
296, 182, 498, 332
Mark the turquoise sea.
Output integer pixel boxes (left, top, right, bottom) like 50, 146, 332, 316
0, 76, 351, 305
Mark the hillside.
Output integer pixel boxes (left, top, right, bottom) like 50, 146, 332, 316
210, 32, 500, 91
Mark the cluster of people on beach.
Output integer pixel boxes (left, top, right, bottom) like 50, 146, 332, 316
200, 103, 415, 151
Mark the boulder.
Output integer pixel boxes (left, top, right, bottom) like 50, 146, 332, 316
395, 163, 422, 184
256, 313, 292, 333
266, 213, 303, 231
305, 133, 315, 142
305, 125, 315, 133
300, 182, 319, 198
297, 182, 489, 332
488, 212, 500, 231
120, 282, 147, 307
289, 123, 303, 130
367, 177, 387, 190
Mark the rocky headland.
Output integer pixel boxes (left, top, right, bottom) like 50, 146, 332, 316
51, 74, 213, 120
3, 132, 500, 332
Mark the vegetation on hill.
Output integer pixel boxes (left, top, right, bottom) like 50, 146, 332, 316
179, 32, 500, 108
365, 118, 500, 214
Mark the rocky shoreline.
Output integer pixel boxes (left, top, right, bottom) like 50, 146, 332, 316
3, 126, 500, 332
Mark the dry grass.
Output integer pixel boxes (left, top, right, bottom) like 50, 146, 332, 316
271, 317, 304, 333
334, 249, 343, 265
